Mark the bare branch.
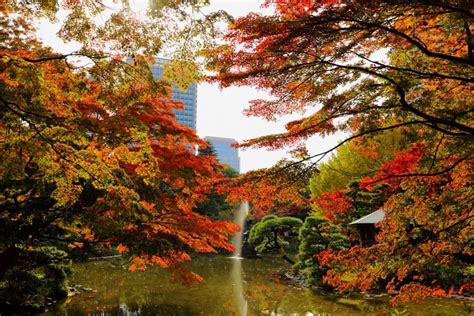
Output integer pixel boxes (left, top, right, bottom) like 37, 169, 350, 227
428, 133, 445, 173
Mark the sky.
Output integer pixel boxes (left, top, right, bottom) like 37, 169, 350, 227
198, 1, 343, 172
36, 0, 343, 173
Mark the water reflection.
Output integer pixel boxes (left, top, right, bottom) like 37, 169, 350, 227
44, 257, 470, 316
230, 201, 249, 315
231, 258, 248, 316
65, 303, 199, 316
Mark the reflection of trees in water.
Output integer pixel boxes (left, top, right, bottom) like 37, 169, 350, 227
243, 271, 387, 315
244, 270, 288, 314
48, 258, 468, 316
66, 303, 199, 316
123, 303, 199, 316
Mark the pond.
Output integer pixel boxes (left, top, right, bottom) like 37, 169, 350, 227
44, 256, 471, 316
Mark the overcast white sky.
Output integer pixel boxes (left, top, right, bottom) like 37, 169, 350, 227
198, 1, 343, 172
37, 0, 343, 173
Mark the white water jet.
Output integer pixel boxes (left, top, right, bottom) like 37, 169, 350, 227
231, 201, 249, 258
230, 201, 249, 316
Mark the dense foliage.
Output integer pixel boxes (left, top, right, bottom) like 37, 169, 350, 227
295, 214, 348, 285
208, 0, 473, 304
221, 158, 313, 215
194, 142, 239, 219
309, 130, 405, 197
1, 0, 473, 310
249, 215, 302, 264
0, 0, 237, 312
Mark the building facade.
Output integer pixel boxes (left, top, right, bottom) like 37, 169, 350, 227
150, 58, 197, 130
204, 136, 240, 172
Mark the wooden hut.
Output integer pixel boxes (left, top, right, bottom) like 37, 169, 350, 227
349, 210, 385, 247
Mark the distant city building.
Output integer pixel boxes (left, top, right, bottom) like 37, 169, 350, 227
150, 58, 197, 130
204, 136, 240, 172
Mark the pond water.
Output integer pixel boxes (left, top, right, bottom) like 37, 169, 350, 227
43, 256, 471, 316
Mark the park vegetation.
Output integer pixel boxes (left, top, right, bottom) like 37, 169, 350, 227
0, 0, 472, 312
0, 0, 236, 312
212, 0, 473, 305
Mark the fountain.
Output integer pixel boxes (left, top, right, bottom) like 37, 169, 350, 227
230, 201, 249, 315
231, 201, 249, 258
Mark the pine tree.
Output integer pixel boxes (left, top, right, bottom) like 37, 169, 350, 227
198, 142, 217, 157
344, 181, 389, 224
295, 215, 348, 285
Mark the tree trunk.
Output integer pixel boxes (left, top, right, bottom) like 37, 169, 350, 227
273, 231, 296, 264
0, 245, 21, 279
281, 254, 295, 265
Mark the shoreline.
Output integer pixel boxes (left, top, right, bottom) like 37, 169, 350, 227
281, 270, 474, 303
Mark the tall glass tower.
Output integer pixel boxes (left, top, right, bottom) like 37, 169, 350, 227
204, 136, 240, 172
150, 58, 197, 130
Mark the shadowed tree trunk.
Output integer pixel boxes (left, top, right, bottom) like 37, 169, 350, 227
0, 246, 21, 279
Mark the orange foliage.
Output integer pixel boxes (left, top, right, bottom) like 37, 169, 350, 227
0, 1, 239, 285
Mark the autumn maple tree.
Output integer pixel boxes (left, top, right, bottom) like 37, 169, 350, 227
206, 0, 473, 303
221, 157, 312, 216
208, 0, 472, 149
317, 142, 473, 303
0, 0, 237, 312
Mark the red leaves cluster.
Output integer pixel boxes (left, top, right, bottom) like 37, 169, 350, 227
127, 252, 206, 286
315, 142, 473, 304
313, 191, 352, 223
313, 143, 426, 223
364, 143, 426, 187
263, 0, 338, 17
129, 251, 191, 271
219, 161, 311, 217
318, 246, 379, 293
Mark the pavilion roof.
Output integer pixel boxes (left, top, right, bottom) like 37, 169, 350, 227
349, 210, 385, 226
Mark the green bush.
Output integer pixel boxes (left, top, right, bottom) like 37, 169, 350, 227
249, 215, 302, 263
0, 246, 71, 313
295, 214, 348, 285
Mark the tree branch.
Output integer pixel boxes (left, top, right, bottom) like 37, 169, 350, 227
352, 52, 473, 83
1, 98, 105, 184
317, 58, 474, 135
351, 18, 474, 66
428, 133, 445, 173
368, 155, 471, 185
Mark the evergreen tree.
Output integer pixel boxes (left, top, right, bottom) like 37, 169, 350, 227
198, 142, 217, 157
295, 215, 348, 285
344, 181, 389, 224
249, 215, 302, 264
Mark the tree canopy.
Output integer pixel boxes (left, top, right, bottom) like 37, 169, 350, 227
208, 0, 472, 153
207, 0, 473, 303
309, 130, 406, 197
249, 214, 302, 264
0, 0, 237, 312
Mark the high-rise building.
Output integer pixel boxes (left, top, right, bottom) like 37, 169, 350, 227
149, 58, 197, 130
204, 136, 240, 172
